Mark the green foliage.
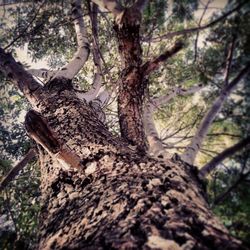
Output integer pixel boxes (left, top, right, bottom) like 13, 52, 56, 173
207, 160, 250, 247
142, 0, 167, 34
172, 0, 198, 22
0, 160, 40, 250
0, 77, 30, 158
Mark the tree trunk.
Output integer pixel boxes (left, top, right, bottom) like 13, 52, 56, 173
28, 78, 244, 250
114, 11, 148, 152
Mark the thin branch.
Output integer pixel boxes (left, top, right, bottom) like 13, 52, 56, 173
193, 0, 212, 62
207, 132, 241, 138
213, 170, 250, 206
223, 36, 236, 86
142, 41, 184, 75
199, 136, 250, 178
3, 1, 45, 50
147, 1, 247, 42
150, 84, 203, 110
0, 149, 37, 191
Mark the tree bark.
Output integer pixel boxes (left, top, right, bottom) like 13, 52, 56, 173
24, 78, 244, 250
114, 10, 148, 152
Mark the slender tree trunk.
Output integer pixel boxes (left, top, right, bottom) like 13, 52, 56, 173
26, 79, 244, 250
114, 11, 148, 152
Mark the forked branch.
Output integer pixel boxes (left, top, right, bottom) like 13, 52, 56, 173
53, 0, 89, 80
144, 85, 202, 156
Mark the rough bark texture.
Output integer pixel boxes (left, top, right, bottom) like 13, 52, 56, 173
114, 11, 148, 152
25, 78, 244, 250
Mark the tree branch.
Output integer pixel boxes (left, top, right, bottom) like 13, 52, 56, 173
148, 1, 247, 43
181, 62, 250, 165
76, 2, 110, 108
76, 73, 102, 103
213, 170, 250, 206
91, 0, 125, 24
0, 47, 42, 105
223, 36, 236, 86
144, 85, 202, 156
142, 41, 184, 75
0, 149, 37, 191
199, 136, 250, 178
53, 0, 90, 80
193, 0, 211, 62
132, 0, 148, 12
150, 84, 202, 110
27, 68, 56, 80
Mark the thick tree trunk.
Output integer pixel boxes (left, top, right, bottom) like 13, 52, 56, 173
27, 79, 244, 250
